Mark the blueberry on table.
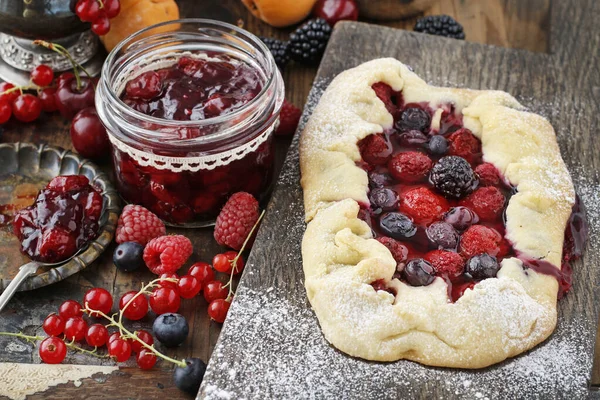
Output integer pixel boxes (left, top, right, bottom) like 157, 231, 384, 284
174, 358, 207, 395
113, 242, 145, 272
153, 313, 189, 347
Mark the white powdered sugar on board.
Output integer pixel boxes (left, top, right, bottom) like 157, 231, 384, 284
199, 79, 599, 399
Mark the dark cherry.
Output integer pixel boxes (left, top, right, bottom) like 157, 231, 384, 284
426, 221, 459, 250
444, 206, 479, 231
379, 212, 417, 240
70, 107, 110, 160
395, 107, 431, 133
465, 254, 500, 279
368, 171, 394, 189
54, 75, 95, 119
397, 130, 428, 147
403, 258, 435, 286
428, 135, 448, 155
369, 188, 398, 212
125, 71, 163, 100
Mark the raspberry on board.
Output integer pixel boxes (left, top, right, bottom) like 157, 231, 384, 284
448, 128, 481, 164
116, 204, 166, 245
388, 151, 433, 183
400, 187, 450, 225
424, 250, 465, 278
359, 134, 392, 166
275, 100, 301, 136
214, 192, 260, 251
475, 163, 501, 186
459, 225, 510, 259
459, 186, 505, 222
143, 235, 194, 275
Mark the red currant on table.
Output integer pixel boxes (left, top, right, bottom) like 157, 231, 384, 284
70, 107, 110, 160
39, 337, 67, 364
58, 300, 83, 319
208, 299, 231, 323
203, 281, 228, 303
136, 349, 157, 370
0, 82, 18, 103
108, 332, 126, 345
104, 0, 121, 19
75, 0, 102, 22
30, 64, 54, 87
213, 251, 244, 275
38, 88, 58, 112
0, 100, 12, 124
159, 273, 179, 290
12, 94, 41, 122
64, 316, 88, 342
83, 287, 113, 316
131, 329, 154, 354
119, 291, 149, 321
92, 15, 111, 36
85, 323, 109, 347
108, 337, 132, 362
188, 262, 215, 288
43, 313, 65, 336
177, 275, 201, 299
149, 287, 181, 315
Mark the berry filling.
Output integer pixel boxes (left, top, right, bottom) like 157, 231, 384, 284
363, 83, 586, 301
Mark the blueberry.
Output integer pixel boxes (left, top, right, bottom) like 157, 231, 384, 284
379, 212, 417, 240
465, 254, 500, 279
369, 188, 398, 212
428, 135, 448, 155
368, 171, 394, 188
429, 156, 478, 198
173, 358, 206, 395
444, 206, 479, 231
395, 107, 431, 132
397, 130, 428, 147
426, 221, 459, 249
153, 313, 189, 347
113, 242, 145, 272
403, 259, 435, 286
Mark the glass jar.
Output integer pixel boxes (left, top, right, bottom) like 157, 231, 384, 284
96, 19, 284, 227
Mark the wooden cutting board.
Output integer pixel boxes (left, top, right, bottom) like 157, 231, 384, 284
199, 15, 600, 399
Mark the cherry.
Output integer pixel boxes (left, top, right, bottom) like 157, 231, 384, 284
70, 107, 110, 159
83, 287, 113, 317
203, 281, 228, 303
108, 337, 132, 362
38, 88, 58, 112
313, 0, 358, 26
54, 75, 95, 119
85, 323, 109, 347
158, 273, 179, 290
64, 316, 88, 341
137, 349, 157, 370
0, 100, 12, 124
149, 287, 181, 315
131, 329, 154, 354
75, 0, 101, 22
188, 262, 214, 288
39, 337, 67, 364
119, 291, 149, 321
58, 300, 83, 319
92, 15, 111, 36
207, 299, 230, 323
43, 313, 65, 336
177, 275, 201, 299
0, 82, 18, 103
125, 71, 162, 100
12, 94, 41, 122
31, 65, 54, 87
212, 252, 244, 275
104, 0, 121, 18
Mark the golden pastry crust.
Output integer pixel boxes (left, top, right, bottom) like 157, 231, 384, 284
299, 58, 575, 368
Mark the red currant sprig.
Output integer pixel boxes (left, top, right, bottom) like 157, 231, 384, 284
74, 0, 121, 36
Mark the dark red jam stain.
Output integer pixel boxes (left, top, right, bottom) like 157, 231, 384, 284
12, 175, 103, 263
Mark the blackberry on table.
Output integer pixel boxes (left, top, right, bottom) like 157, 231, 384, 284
289, 18, 332, 65
259, 37, 290, 70
414, 15, 465, 40
429, 156, 478, 199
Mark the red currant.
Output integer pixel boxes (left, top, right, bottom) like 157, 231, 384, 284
207, 299, 231, 323
12, 94, 41, 122
104, 0, 121, 18
39, 337, 67, 364
0, 82, 18, 103
0, 100, 12, 124
75, 0, 101, 22
177, 275, 201, 299
136, 349, 157, 370
58, 300, 83, 319
108, 338, 132, 362
159, 273, 179, 290
85, 323, 109, 347
38, 88, 58, 112
31, 65, 54, 87
203, 281, 228, 303
92, 15, 111, 36
70, 107, 110, 160
188, 262, 214, 288
108, 332, 123, 345
64, 317, 88, 342
131, 329, 154, 354
149, 287, 181, 315
119, 291, 149, 321
43, 313, 65, 336
213, 252, 244, 275
83, 287, 113, 317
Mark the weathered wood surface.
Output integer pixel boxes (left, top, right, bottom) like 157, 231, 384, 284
200, 7, 600, 400
0, 0, 581, 398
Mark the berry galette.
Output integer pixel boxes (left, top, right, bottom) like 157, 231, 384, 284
299, 58, 586, 368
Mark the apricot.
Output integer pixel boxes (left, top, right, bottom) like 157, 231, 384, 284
241, 0, 317, 27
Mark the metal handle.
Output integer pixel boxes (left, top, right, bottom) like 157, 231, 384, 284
0, 262, 40, 313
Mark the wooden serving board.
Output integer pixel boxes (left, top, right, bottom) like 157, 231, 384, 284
199, 15, 600, 400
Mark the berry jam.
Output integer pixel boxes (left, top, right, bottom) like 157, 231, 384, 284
12, 175, 103, 263
363, 82, 586, 302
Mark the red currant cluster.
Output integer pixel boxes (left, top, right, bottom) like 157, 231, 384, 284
74, 0, 121, 36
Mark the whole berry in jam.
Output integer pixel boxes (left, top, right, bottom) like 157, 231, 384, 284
397, 130, 428, 147
12, 94, 42, 122
460, 225, 509, 259
429, 156, 478, 199
208, 299, 231, 323
119, 291, 149, 321
213, 192, 260, 251
369, 188, 398, 212
113, 242, 145, 272
403, 258, 435, 286
312, 0, 359, 26
376, 237, 408, 264
388, 151, 433, 183
31, 64, 54, 87
59, 300, 83, 319
414, 15, 465, 40
448, 128, 481, 164
359, 134, 392, 165
427, 135, 448, 156
70, 107, 110, 160
116, 204, 166, 246
143, 235, 193, 275
424, 250, 465, 278
444, 206, 478, 231
475, 163, 501, 186
459, 186, 505, 222
85, 323, 109, 347
259, 37, 290, 70
400, 187, 450, 225
426, 221, 459, 250
465, 254, 500, 279
289, 18, 332, 65
83, 288, 113, 317
153, 313, 189, 347
188, 262, 215, 288
275, 99, 302, 136
395, 107, 431, 133
125, 71, 162, 100
39, 337, 67, 364
379, 212, 417, 240
43, 314, 65, 336
173, 358, 207, 395
149, 287, 181, 315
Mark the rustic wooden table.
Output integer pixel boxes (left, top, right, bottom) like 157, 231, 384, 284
2, 0, 593, 399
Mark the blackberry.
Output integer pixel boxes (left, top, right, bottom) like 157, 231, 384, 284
395, 107, 431, 133
430, 156, 478, 199
289, 18, 332, 65
414, 15, 465, 40
260, 37, 290, 70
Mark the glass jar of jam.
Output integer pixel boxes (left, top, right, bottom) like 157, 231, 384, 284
96, 19, 284, 227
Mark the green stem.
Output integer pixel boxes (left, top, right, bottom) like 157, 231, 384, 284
0, 331, 43, 342
0, 332, 108, 358
33, 40, 94, 90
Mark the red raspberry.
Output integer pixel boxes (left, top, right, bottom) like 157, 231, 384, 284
214, 192, 260, 251
376, 237, 408, 264
371, 82, 397, 115
400, 187, 450, 225
143, 235, 193, 275
275, 100, 301, 136
424, 250, 465, 277
448, 128, 481, 164
116, 204, 166, 245
358, 134, 392, 165
459, 187, 505, 222
460, 225, 510, 259
475, 162, 501, 186
388, 151, 433, 183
